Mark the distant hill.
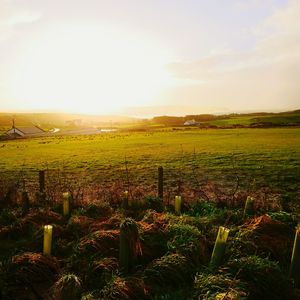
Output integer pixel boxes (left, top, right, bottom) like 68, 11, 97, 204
1, 110, 299, 134
0, 113, 138, 133
151, 110, 300, 127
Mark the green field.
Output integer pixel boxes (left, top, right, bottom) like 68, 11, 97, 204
1, 127, 300, 299
207, 113, 300, 126
1, 128, 299, 202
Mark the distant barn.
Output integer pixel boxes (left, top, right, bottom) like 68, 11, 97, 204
5, 126, 45, 138
183, 119, 200, 126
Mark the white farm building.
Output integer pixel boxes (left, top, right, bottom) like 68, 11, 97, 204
183, 119, 200, 126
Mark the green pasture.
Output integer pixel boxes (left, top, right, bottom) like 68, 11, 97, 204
206, 113, 300, 126
206, 116, 253, 126
0, 128, 299, 196
253, 113, 300, 124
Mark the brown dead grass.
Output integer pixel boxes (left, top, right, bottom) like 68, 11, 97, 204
240, 214, 294, 264
78, 229, 120, 258
5, 252, 60, 299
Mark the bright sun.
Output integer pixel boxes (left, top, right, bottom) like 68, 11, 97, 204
9, 23, 173, 114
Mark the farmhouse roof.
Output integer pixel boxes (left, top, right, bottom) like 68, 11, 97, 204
18, 126, 45, 134
7, 126, 45, 135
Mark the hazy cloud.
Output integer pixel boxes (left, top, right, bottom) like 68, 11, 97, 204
1, 11, 41, 26
0, 0, 41, 41
235, 0, 283, 11
0, 0, 298, 114
165, 0, 300, 111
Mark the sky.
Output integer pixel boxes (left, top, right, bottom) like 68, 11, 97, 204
0, 0, 299, 116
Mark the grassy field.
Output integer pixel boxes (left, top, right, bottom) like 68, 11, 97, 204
1, 127, 300, 299
207, 113, 300, 126
1, 128, 299, 201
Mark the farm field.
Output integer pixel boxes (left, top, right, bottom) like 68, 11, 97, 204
1, 127, 300, 299
1, 127, 300, 196
206, 113, 300, 126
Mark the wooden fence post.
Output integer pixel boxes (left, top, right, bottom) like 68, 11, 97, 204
22, 190, 30, 214
38, 170, 46, 202
39, 170, 45, 193
122, 191, 129, 209
158, 166, 163, 199
63, 192, 70, 217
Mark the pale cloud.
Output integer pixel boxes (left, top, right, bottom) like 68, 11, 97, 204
256, 0, 300, 35
165, 0, 300, 111
168, 0, 300, 76
235, 0, 284, 11
0, 0, 298, 114
1, 11, 41, 26
0, 0, 41, 41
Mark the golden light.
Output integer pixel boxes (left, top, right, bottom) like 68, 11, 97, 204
8, 22, 174, 114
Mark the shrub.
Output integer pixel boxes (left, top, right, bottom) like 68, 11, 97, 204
67, 215, 94, 237
51, 274, 82, 300
268, 211, 297, 228
3, 252, 60, 299
86, 257, 118, 290
99, 276, 147, 300
166, 223, 209, 265
143, 253, 195, 292
186, 202, 243, 226
144, 196, 164, 212
186, 201, 218, 217
0, 208, 18, 226
84, 202, 113, 219
225, 256, 293, 300
231, 215, 294, 266
192, 272, 247, 300
78, 230, 119, 258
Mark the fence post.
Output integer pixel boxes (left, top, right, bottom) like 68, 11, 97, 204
63, 192, 70, 217
38, 170, 46, 203
22, 190, 30, 214
122, 191, 129, 209
39, 170, 45, 193
158, 166, 163, 199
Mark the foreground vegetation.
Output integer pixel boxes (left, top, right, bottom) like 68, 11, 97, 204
0, 190, 299, 299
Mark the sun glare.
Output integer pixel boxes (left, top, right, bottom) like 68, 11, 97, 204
8, 23, 173, 114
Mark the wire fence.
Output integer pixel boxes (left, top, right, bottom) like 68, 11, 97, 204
0, 163, 292, 212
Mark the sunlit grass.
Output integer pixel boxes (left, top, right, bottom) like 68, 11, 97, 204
0, 128, 299, 193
